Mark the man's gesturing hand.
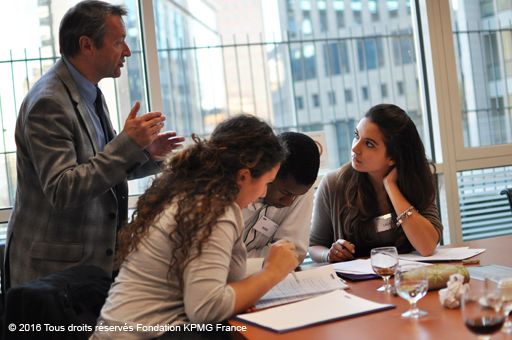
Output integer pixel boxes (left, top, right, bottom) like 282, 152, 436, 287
123, 101, 165, 149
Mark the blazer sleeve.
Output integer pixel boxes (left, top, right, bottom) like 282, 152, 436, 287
127, 153, 162, 181
24, 96, 149, 208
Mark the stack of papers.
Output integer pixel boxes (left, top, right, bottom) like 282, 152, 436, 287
331, 259, 380, 281
467, 265, 512, 282
331, 258, 429, 281
238, 289, 394, 332
256, 265, 348, 309
397, 247, 485, 262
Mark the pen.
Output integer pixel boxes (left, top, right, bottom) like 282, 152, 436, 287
291, 271, 300, 283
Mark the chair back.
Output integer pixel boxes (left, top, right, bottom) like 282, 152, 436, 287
500, 188, 512, 213
2, 265, 112, 339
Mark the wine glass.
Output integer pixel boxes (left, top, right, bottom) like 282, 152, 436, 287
462, 282, 505, 340
395, 263, 429, 319
370, 246, 398, 293
498, 278, 512, 334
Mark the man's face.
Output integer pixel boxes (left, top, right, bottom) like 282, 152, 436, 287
93, 15, 131, 79
264, 176, 312, 208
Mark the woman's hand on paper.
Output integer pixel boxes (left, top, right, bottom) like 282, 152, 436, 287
264, 240, 300, 282
328, 239, 355, 262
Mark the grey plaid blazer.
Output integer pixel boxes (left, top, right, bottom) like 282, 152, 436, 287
5, 59, 161, 287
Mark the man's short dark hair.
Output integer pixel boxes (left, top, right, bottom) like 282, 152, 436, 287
59, 0, 127, 58
277, 132, 320, 186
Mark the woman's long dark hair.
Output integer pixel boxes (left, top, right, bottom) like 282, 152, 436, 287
338, 104, 436, 244
116, 114, 286, 285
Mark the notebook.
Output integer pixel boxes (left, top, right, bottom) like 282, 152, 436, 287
237, 289, 395, 332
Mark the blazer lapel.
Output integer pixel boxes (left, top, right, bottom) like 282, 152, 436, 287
54, 59, 100, 153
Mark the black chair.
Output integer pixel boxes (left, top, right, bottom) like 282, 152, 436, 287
500, 188, 512, 213
3, 265, 112, 340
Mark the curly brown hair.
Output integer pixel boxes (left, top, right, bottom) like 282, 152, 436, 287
116, 114, 286, 286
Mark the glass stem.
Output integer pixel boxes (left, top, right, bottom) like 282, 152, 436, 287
383, 276, 390, 289
410, 301, 417, 314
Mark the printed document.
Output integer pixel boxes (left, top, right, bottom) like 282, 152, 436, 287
238, 289, 394, 332
256, 265, 347, 309
332, 258, 429, 276
398, 247, 485, 262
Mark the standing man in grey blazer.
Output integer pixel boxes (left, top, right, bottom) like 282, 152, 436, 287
4, 0, 184, 288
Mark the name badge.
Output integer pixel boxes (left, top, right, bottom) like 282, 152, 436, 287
253, 216, 279, 238
375, 213, 392, 232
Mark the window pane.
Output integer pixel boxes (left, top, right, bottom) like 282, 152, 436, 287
479, 0, 494, 18
381, 83, 388, 97
286, 1, 297, 38
0, 222, 6, 246
352, 0, 362, 25
328, 91, 337, 106
291, 45, 317, 81
451, 1, 512, 147
312, 93, 320, 108
334, 0, 345, 28
0, 0, 148, 207
318, 0, 328, 32
323, 41, 350, 76
369, 0, 379, 21
150, 0, 428, 173
393, 29, 416, 65
457, 166, 512, 240
387, 0, 399, 18
357, 38, 385, 70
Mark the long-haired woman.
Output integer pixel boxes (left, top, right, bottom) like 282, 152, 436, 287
92, 115, 299, 339
309, 104, 442, 263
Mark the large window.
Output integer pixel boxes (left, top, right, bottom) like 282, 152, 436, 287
1, 0, 511, 245
448, 0, 512, 240
0, 0, 148, 211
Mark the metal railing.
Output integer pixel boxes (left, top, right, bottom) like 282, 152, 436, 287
1, 25, 511, 242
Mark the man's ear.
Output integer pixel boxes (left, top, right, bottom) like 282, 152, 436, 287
388, 158, 396, 166
78, 35, 94, 56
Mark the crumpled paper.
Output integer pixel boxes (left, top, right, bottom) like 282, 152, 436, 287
438, 273, 469, 308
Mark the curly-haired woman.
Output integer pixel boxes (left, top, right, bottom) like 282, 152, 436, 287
92, 115, 299, 339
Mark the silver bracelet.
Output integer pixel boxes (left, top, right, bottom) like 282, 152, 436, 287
396, 205, 415, 227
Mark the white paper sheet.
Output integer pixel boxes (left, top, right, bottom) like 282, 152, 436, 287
467, 265, 512, 282
238, 290, 394, 332
256, 265, 347, 309
332, 258, 429, 275
398, 247, 486, 262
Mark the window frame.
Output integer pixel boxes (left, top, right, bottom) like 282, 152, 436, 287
416, 0, 512, 243
1, 0, 512, 249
